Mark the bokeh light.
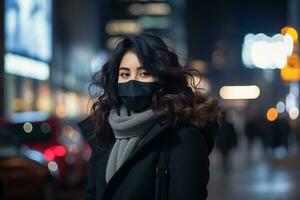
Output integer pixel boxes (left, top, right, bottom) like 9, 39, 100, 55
23, 122, 33, 133
266, 107, 278, 121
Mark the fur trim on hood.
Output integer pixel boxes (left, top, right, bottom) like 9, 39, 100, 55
175, 94, 221, 128
176, 94, 221, 154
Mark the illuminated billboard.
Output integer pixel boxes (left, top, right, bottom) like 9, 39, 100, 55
5, 0, 52, 62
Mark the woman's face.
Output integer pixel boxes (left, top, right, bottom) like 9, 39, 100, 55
118, 51, 156, 83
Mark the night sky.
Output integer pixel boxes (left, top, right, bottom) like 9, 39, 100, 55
185, 0, 288, 98
186, 0, 287, 62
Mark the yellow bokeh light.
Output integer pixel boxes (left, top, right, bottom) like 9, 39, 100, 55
281, 26, 298, 42
280, 54, 300, 81
56, 104, 66, 118
266, 108, 278, 121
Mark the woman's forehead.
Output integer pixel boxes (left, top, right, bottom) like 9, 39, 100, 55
119, 51, 143, 70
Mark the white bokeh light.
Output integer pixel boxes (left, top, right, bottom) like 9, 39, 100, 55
276, 101, 285, 113
242, 33, 294, 69
289, 107, 299, 120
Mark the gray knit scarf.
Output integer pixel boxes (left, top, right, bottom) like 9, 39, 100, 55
106, 106, 161, 183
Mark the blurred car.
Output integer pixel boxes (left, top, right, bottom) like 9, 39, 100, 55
0, 126, 55, 200
3, 116, 90, 187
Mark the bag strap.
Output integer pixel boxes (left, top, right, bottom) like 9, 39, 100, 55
155, 143, 170, 200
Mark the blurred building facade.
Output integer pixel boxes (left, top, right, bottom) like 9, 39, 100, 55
104, 0, 187, 59
0, 0, 299, 125
1, 0, 98, 120
0, 0, 189, 121
0, 0, 4, 118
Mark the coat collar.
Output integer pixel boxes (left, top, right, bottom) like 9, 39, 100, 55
77, 116, 99, 152
127, 117, 170, 160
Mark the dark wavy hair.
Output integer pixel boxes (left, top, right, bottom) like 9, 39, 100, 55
89, 33, 220, 146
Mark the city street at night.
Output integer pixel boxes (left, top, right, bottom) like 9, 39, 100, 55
1, 0, 300, 199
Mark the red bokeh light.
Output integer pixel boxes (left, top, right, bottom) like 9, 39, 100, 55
54, 145, 67, 157
43, 145, 67, 161
44, 149, 55, 161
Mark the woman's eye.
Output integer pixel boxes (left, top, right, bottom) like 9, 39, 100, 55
120, 73, 129, 78
140, 72, 150, 77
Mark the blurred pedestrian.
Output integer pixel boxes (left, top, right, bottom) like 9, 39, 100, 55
216, 111, 237, 173
244, 114, 260, 152
78, 33, 221, 200
268, 116, 290, 153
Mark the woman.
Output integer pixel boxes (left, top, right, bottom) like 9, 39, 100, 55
78, 33, 220, 200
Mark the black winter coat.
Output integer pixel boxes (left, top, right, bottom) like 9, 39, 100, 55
78, 117, 217, 200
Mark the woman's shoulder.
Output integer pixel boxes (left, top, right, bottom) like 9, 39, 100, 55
171, 121, 217, 135
169, 122, 218, 154
78, 116, 114, 153
171, 123, 201, 136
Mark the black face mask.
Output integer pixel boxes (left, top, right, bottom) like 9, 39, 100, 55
118, 80, 160, 113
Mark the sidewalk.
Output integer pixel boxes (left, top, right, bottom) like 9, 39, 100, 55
207, 139, 300, 200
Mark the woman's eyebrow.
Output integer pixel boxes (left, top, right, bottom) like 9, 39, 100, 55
119, 66, 144, 71
137, 66, 145, 70
119, 67, 130, 71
